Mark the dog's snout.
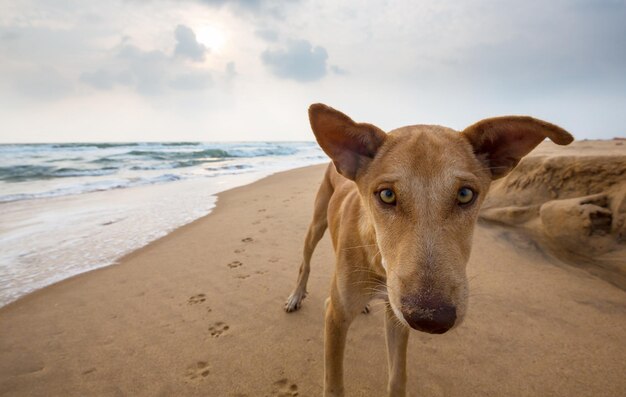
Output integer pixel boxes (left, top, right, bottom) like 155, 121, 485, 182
400, 297, 456, 334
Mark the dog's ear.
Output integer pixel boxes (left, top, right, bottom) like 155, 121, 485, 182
462, 116, 574, 180
309, 103, 387, 180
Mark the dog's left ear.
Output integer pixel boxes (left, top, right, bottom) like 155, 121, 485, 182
462, 116, 574, 180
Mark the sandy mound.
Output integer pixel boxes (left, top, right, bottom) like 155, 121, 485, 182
480, 140, 626, 289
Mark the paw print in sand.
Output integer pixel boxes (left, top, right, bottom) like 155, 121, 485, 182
188, 294, 206, 305
209, 322, 230, 338
228, 261, 243, 269
272, 378, 299, 396
185, 361, 210, 381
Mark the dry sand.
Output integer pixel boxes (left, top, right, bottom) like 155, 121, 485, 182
1, 145, 625, 396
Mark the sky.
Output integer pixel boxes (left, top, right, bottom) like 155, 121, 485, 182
0, 0, 625, 143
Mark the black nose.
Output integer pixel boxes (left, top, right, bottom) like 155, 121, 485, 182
402, 302, 456, 334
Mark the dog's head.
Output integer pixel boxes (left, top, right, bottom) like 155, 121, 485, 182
309, 103, 573, 334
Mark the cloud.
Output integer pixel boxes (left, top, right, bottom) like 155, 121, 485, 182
174, 24, 208, 62
169, 71, 213, 90
197, 0, 261, 7
0, 30, 19, 41
80, 69, 118, 90
193, 0, 305, 20
78, 24, 217, 96
1, 0, 625, 140
117, 45, 172, 95
13, 66, 74, 100
225, 61, 237, 79
261, 40, 328, 82
80, 42, 213, 96
254, 28, 279, 42
330, 65, 348, 75
0, 26, 92, 101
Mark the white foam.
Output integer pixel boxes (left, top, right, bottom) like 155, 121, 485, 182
0, 154, 327, 306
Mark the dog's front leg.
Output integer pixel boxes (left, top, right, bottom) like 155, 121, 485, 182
324, 292, 355, 397
385, 304, 409, 397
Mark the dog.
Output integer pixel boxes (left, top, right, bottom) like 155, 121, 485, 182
285, 103, 573, 396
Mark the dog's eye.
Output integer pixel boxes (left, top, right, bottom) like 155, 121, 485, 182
379, 189, 396, 205
457, 187, 475, 205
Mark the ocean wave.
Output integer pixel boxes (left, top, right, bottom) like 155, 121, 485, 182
160, 142, 201, 147
0, 165, 55, 182
53, 167, 119, 177
25, 142, 201, 150
125, 148, 231, 160
204, 164, 253, 171
226, 146, 299, 157
0, 141, 324, 202
51, 143, 141, 149
46, 157, 84, 163
90, 157, 118, 164
122, 145, 299, 160
0, 173, 182, 203
0, 165, 119, 182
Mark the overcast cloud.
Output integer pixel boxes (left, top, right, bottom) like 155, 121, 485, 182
174, 24, 208, 62
0, 0, 624, 142
261, 40, 328, 82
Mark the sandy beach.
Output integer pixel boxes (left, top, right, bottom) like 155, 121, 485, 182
1, 142, 625, 397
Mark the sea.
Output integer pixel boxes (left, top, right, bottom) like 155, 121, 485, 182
0, 142, 328, 306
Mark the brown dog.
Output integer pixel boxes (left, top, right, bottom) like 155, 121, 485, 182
285, 104, 573, 396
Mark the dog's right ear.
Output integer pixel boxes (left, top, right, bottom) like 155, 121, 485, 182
309, 103, 387, 180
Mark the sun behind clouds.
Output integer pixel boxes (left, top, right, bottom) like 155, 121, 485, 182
196, 25, 226, 52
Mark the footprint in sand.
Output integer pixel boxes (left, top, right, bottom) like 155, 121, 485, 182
272, 378, 299, 397
258, 208, 266, 212
188, 294, 206, 305
185, 361, 210, 381
228, 261, 243, 269
268, 257, 279, 263
209, 322, 230, 338
241, 237, 254, 243
234, 248, 246, 254
236, 274, 250, 280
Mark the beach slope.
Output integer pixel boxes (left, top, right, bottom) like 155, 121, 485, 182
1, 161, 625, 396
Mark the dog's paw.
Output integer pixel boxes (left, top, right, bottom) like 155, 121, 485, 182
284, 291, 306, 313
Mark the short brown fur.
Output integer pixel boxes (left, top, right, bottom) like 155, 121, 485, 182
285, 104, 573, 397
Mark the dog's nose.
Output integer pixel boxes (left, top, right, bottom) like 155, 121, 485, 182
401, 299, 456, 334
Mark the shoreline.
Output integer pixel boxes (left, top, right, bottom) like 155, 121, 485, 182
0, 161, 326, 307
1, 161, 624, 396
0, 163, 325, 311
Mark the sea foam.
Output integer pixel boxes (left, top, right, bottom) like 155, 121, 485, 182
0, 142, 327, 306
